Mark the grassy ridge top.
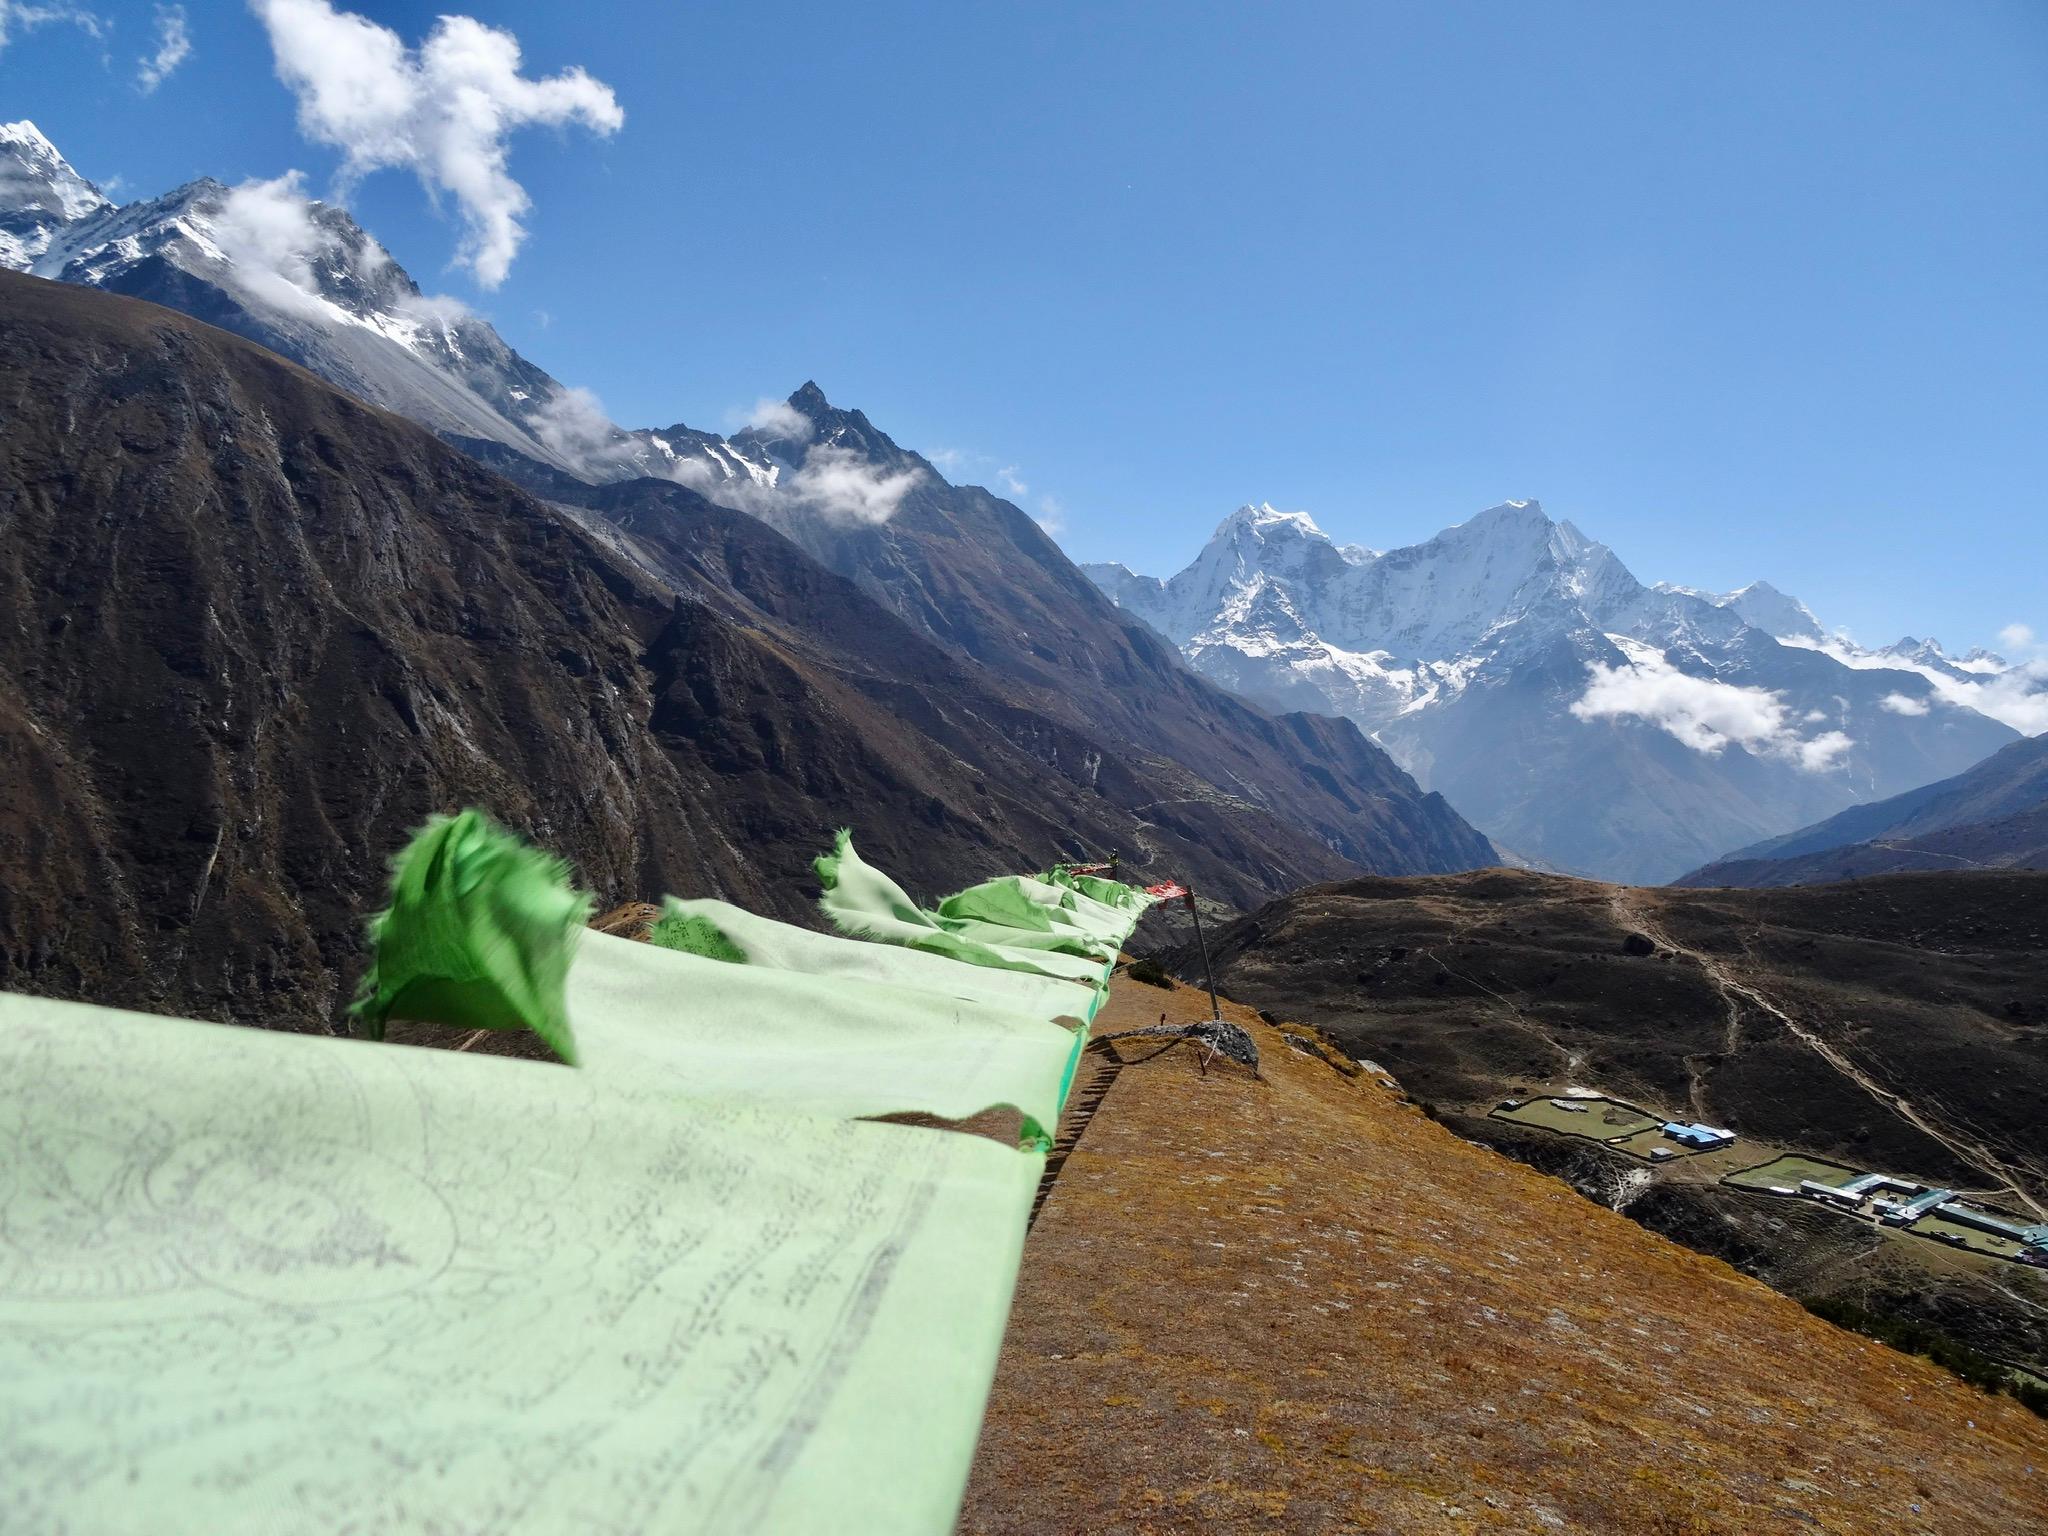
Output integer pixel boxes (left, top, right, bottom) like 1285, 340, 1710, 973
963, 968, 2048, 1533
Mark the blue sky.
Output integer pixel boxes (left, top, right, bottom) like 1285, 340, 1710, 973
8, 0, 2046, 652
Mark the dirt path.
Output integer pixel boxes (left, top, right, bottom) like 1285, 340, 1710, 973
1608, 888, 2046, 1221
1867, 839, 1990, 869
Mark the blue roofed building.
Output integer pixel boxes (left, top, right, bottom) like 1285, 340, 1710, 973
1660, 1121, 1735, 1151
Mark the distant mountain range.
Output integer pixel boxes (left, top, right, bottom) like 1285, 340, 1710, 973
1087, 501, 2038, 882
11, 117, 2039, 895
1676, 729, 2048, 886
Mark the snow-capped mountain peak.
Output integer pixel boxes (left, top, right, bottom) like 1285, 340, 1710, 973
1212, 500, 1325, 540
1719, 580, 1823, 640
1455, 496, 1547, 528
1649, 578, 1822, 641
0, 129, 834, 503
0, 120, 111, 270
1089, 496, 2028, 882
0, 121, 107, 216
0, 129, 599, 473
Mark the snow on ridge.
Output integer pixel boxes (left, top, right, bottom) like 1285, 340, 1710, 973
0, 118, 113, 268
1212, 501, 1329, 540
1779, 633, 2048, 735
1091, 489, 2025, 815
0, 120, 63, 155
0, 121, 108, 219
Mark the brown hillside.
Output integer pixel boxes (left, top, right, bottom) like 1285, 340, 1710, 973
963, 971, 2048, 1535
1160, 869, 2048, 1381
1180, 869, 2048, 1198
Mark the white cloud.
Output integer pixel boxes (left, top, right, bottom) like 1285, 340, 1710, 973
1570, 640, 1852, 772
136, 4, 189, 91
530, 383, 630, 470
1034, 494, 1066, 536
212, 173, 344, 319
1779, 633, 2048, 736
740, 396, 814, 442
786, 445, 923, 525
1793, 730, 1854, 772
0, 0, 103, 54
662, 438, 920, 526
2000, 622, 2037, 651
394, 288, 473, 325
211, 174, 474, 335
921, 444, 1044, 504
526, 384, 918, 526
1879, 692, 1929, 717
251, 0, 622, 287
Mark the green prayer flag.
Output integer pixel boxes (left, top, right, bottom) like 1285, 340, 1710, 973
654, 896, 1101, 1023
0, 816, 1160, 1533
816, 831, 1113, 979
351, 809, 592, 1064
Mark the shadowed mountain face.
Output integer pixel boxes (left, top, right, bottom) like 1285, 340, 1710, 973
0, 273, 857, 1024
1168, 867, 2048, 1373
700, 391, 1502, 879
476, 410, 1501, 886
0, 275, 1497, 1027
551, 475, 1436, 906
1680, 731, 2048, 886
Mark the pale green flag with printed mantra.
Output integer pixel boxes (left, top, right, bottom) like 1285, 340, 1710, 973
0, 817, 1155, 1534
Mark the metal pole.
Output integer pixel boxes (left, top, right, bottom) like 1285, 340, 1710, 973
1186, 890, 1220, 1021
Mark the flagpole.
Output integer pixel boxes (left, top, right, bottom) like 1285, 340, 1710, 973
1186, 889, 1220, 1022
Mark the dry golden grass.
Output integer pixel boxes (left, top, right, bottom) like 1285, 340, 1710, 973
960, 975, 2048, 1534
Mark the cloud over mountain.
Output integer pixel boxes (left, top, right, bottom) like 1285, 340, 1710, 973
1571, 641, 1853, 771
783, 444, 923, 526
209, 172, 342, 318
740, 396, 814, 441
1781, 634, 2048, 736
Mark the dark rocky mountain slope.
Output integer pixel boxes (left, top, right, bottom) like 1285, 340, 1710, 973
475, 412, 1498, 885
457, 436, 1491, 902
1679, 731, 2048, 886
0, 273, 814, 1023
671, 388, 1499, 878
551, 475, 1429, 905
0, 275, 1494, 1027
